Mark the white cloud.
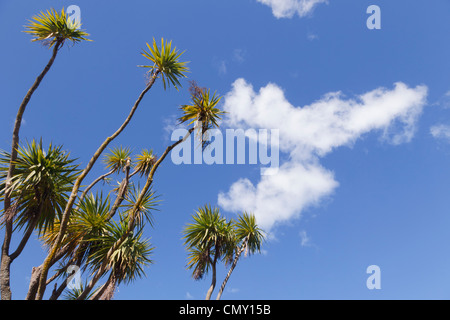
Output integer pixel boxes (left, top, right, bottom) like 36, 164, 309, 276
257, 0, 328, 18
219, 162, 338, 230
218, 78, 428, 232
219, 61, 227, 75
307, 33, 319, 41
163, 114, 178, 135
441, 91, 450, 109
227, 287, 240, 294
430, 124, 450, 141
185, 291, 194, 299
212, 58, 227, 75
299, 230, 311, 247
223, 79, 427, 156
162, 114, 189, 143
233, 49, 246, 63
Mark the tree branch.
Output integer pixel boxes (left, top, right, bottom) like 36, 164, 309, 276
35, 71, 161, 300
76, 127, 194, 300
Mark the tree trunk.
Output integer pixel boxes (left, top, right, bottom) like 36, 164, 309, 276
1, 206, 42, 300
1, 41, 61, 301
106, 167, 131, 221
76, 256, 107, 300
10, 209, 41, 261
216, 237, 248, 300
25, 266, 42, 300
0, 253, 12, 300
90, 272, 116, 300
49, 280, 67, 300
205, 249, 219, 300
35, 71, 160, 300
0, 204, 13, 300
1, 208, 41, 299
99, 279, 116, 300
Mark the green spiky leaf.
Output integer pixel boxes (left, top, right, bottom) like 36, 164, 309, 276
24, 8, 91, 48
139, 38, 189, 90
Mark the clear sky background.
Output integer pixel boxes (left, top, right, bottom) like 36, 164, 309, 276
0, 0, 450, 300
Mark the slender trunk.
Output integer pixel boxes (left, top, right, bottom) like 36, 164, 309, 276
216, 237, 248, 300
90, 271, 116, 300
48, 269, 71, 300
0, 215, 38, 300
106, 166, 132, 221
99, 279, 116, 300
0, 209, 14, 300
35, 71, 160, 300
205, 249, 219, 300
4, 41, 61, 212
48, 279, 66, 300
9, 209, 41, 261
1, 40, 61, 301
0, 253, 11, 300
75, 260, 105, 300
76, 128, 194, 300
89, 279, 109, 301
1, 206, 42, 300
25, 266, 42, 300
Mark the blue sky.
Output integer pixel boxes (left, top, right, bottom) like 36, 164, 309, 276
1, 0, 450, 300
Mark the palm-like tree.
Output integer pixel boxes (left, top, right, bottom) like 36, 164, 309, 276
122, 183, 159, 229
182, 205, 234, 300
179, 86, 224, 149
40, 192, 154, 300
4, 8, 90, 215
24, 8, 90, 48
53, 182, 158, 300
79, 219, 154, 300
2, 8, 89, 300
185, 244, 212, 281
63, 282, 98, 300
65, 86, 224, 300
77, 146, 134, 208
1, 7, 232, 301
103, 146, 132, 175
34, 146, 134, 298
216, 213, 265, 300
1, 140, 79, 234
38, 170, 159, 300
139, 38, 189, 90
36, 37, 189, 299
39, 193, 111, 268
0, 140, 79, 299
134, 149, 156, 177
38, 192, 112, 300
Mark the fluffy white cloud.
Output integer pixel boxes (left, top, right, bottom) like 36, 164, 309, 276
256, 0, 328, 18
219, 161, 338, 229
218, 79, 428, 231
224, 79, 427, 156
430, 124, 450, 141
